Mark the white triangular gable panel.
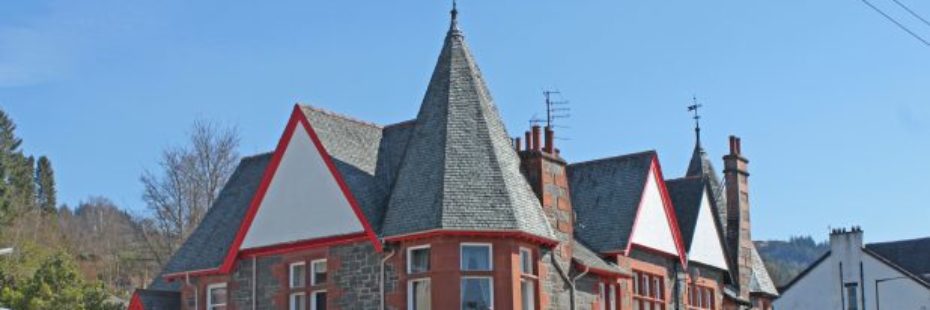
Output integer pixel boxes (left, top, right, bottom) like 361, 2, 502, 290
240, 123, 364, 249
630, 169, 679, 256
688, 192, 730, 270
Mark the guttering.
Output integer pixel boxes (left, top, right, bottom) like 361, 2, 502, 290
379, 248, 396, 310
383, 229, 559, 247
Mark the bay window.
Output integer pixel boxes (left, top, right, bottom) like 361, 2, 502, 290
461, 277, 493, 310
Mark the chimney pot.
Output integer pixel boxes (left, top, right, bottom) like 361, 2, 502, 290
544, 126, 554, 153
515, 137, 522, 152
531, 125, 541, 151
524, 131, 531, 151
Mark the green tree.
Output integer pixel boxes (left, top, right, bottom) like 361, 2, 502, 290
0, 252, 121, 310
35, 156, 56, 213
0, 109, 22, 224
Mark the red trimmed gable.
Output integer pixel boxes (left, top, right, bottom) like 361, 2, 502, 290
625, 155, 688, 268
128, 291, 143, 310
219, 105, 381, 273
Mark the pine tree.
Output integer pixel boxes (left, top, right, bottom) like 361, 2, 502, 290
35, 156, 56, 213
0, 109, 23, 224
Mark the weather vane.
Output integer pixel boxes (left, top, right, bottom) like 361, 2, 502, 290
687, 95, 703, 142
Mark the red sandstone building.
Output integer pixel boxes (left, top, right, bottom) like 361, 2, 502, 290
130, 5, 777, 310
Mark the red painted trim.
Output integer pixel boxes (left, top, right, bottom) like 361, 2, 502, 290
651, 157, 689, 268
128, 291, 143, 310
294, 105, 382, 253
216, 105, 383, 274
162, 267, 221, 281
384, 229, 559, 247
239, 232, 368, 257
623, 155, 688, 268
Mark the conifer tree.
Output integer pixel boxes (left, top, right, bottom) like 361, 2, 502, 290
35, 156, 56, 213
0, 109, 23, 224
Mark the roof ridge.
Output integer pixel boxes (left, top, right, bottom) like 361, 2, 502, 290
298, 104, 384, 129
866, 236, 930, 246
569, 150, 656, 167
383, 119, 417, 128
665, 175, 704, 183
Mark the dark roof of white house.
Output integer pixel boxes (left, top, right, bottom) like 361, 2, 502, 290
866, 237, 930, 283
568, 151, 656, 253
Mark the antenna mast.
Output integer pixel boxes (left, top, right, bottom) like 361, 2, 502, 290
543, 90, 570, 128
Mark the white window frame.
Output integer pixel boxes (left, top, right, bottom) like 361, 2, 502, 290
460, 276, 494, 310
290, 291, 306, 310
598, 282, 606, 310
407, 277, 431, 310
290, 261, 306, 288
407, 244, 431, 274
519, 247, 533, 275
608, 284, 616, 310
311, 290, 327, 310
206, 283, 227, 310
460, 243, 493, 271
520, 278, 535, 310
311, 259, 327, 286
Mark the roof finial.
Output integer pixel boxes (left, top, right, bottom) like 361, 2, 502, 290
450, 0, 459, 31
687, 95, 703, 147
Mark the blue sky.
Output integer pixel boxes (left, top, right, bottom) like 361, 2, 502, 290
2, 1, 929, 242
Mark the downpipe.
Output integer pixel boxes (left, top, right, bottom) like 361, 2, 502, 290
380, 248, 397, 310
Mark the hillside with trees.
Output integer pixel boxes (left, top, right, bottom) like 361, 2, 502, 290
0, 107, 238, 309
755, 236, 830, 289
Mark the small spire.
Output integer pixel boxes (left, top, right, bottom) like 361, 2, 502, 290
449, 0, 462, 35
687, 95, 703, 147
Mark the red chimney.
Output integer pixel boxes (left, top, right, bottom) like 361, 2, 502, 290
531, 125, 541, 151
515, 137, 522, 152
544, 126, 554, 153
724, 135, 752, 299
524, 131, 531, 151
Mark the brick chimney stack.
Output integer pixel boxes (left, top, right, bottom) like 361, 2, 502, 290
723, 135, 753, 300
519, 125, 573, 261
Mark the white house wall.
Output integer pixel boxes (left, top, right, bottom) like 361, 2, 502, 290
775, 251, 930, 309
687, 192, 729, 270
630, 168, 679, 256
240, 122, 364, 249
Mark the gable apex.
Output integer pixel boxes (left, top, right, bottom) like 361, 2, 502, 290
627, 157, 688, 267
221, 106, 382, 271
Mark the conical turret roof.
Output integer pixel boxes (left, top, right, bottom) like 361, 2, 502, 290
381, 8, 554, 240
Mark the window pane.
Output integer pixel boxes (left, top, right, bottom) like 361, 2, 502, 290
847, 285, 858, 310
291, 263, 306, 288
461, 245, 491, 271
410, 248, 430, 274
520, 249, 533, 274
521, 280, 535, 310
461, 278, 493, 310
411, 280, 431, 310
312, 291, 327, 310
599, 283, 606, 310
312, 260, 327, 285
290, 293, 306, 310
209, 286, 227, 306
609, 285, 616, 310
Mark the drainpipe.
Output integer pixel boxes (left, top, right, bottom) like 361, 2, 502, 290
380, 248, 397, 310
252, 257, 257, 310
551, 252, 587, 310
186, 272, 198, 310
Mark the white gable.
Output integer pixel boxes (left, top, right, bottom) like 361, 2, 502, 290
240, 122, 364, 249
688, 191, 730, 270
630, 168, 680, 256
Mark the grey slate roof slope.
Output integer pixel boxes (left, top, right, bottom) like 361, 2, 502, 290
866, 237, 930, 282
568, 151, 656, 253
380, 15, 554, 240
749, 245, 779, 296
573, 239, 630, 275
135, 289, 181, 310
685, 142, 727, 232
153, 153, 273, 288
300, 106, 394, 234
666, 177, 705, 251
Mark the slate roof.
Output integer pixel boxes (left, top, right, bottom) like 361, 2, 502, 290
685, 142, 727, 231
380, 15, 554, 240
866, 237, 930, 282
749, 245, 779, 296
573, 240, 629, 275
155, 153, 273, 283
568, 151, 656, 253
134, 289, 181, 310
666, 176, 705, 251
